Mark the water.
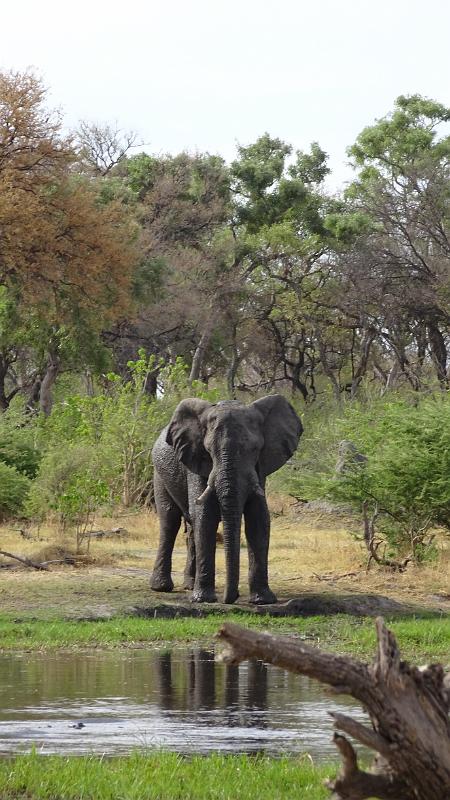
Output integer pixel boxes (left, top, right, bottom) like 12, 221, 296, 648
0, 648, 367, 759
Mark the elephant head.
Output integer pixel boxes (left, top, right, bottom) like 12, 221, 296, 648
166, 395, 302, 602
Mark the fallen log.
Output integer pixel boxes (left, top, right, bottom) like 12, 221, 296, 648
89, 527, 128, 539
218, 618, 450, 800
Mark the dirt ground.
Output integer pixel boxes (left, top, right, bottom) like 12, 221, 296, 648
0, 496, 449, 620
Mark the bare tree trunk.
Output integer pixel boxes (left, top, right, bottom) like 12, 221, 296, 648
350, 327, 376, 398
144, 367, 159, 397
40, 351, 60, 416
189, 316, 215, 383
227, 325, 239, 398
316, 332, 341, 403
26, 376, 42, 413
0, 352, 20, 411
84, 369, 94, 397
218, 619, 450, 800
428, 320, 448, 388
0, 355, 9, 411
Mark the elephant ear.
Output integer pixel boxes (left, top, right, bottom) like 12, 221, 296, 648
166, 398, 212, 476
252, 395, 303, 476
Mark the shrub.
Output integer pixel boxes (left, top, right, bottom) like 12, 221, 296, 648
0, 461, 30, 519
0, 436, 41, 479
298, 395, 450, 562
27, 353, 223, 529
0, 399, 41, 479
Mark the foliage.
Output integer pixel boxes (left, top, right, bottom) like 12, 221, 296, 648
295, 395, 450, 561
0, 461, 30, 519
0, 399, 40, 478
0, 70, 139, 416
24, 354, 222, 535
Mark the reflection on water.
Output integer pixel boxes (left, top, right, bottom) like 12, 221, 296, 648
0, 648, 367, 758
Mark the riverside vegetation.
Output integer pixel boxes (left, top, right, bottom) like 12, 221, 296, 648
0, 70, 450, 799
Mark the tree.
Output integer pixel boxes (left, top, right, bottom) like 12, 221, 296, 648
75, 121, 139, 176
0, 70, 139, 412
345, 95, 450, 389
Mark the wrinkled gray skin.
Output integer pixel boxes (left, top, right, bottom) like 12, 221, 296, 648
150, 395, 303, 604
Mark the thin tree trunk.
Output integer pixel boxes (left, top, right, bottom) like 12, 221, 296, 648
316, 332, 341, 404
227, 325, 239, 398
84, 369, 94, 397
428, 320, 448, 387
144, 371, 158, 397
0, 355, 9, 411
189, 316, 215, 383
350, 327, 376, 398
40, 351, 60, 416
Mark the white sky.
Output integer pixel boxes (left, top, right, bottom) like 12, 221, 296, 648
2, 0, 450, 189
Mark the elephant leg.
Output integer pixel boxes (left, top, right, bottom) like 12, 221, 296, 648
150, 471, 182, 592
183, 519, 196, 589
244, 493, 277, 605
192, 495, 220, 603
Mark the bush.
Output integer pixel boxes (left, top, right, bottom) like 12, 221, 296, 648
296, 395, 450, 562
26, 354, 223, 531
0, 461, 30, 519
0, 399, 41, 479
0, 436, 41, 479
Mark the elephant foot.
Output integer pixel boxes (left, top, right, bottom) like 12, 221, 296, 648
150, 574, 174, 592
249, 588, 278, 605
183, 576, 195, 590
223, 588, 240, 605
192, 587, 217, 603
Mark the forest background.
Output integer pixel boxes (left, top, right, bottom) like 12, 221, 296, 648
1, 69, 449, 565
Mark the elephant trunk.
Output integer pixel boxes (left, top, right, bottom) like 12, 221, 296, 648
220, 506, 242, 604
214, 464, 262, 604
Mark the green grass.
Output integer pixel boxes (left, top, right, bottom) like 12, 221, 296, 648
0, 613, 449, 662
0, 752, 333, 800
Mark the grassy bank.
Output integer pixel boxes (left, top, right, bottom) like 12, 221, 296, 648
0, 752, 333, 800
1, 614, 449, 662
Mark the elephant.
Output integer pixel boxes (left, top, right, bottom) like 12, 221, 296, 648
150, 394, 303, 604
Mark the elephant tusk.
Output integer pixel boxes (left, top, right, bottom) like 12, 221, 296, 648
195, 483, 214, 505
250, 475, 265, 497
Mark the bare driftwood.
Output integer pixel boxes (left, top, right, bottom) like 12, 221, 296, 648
218, 619, 450, 800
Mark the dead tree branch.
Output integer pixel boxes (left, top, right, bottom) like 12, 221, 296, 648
0, 550, 49, 571
218, 619, 450, 800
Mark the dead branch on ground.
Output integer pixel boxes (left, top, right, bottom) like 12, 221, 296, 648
0, 551, 81, 570
0, 550, 50, 571
89, 527, 128, 539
